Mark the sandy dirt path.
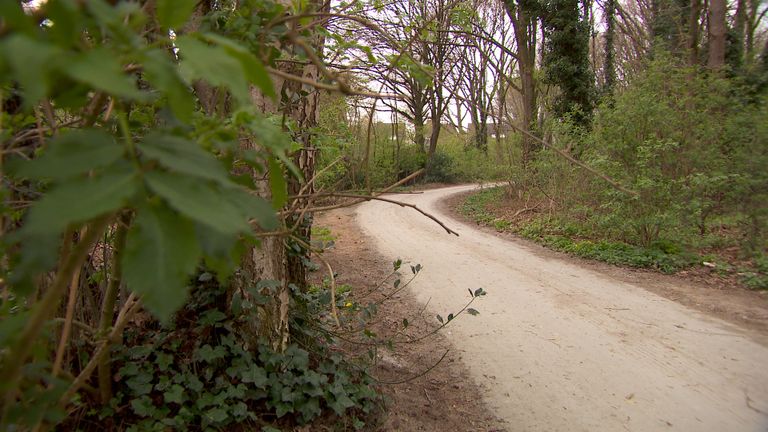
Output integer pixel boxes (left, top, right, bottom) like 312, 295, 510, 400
356, 184, 768, 432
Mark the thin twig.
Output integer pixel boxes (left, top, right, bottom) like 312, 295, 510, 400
294, 192, 459, 236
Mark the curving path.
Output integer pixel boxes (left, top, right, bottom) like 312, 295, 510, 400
356, 184, 768, 432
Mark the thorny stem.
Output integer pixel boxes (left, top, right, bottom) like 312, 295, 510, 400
0, 215, 112, 427
59, 294, 143, 408
97, 214, 130, 403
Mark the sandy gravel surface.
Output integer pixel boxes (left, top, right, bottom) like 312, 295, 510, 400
356, 184, 768, 432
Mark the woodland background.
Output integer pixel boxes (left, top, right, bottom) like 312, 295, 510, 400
0, 0, 765, 429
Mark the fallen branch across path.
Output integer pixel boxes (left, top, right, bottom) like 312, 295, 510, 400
293, 192, 459, 236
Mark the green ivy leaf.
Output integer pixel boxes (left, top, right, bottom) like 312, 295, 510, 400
328, 391, 355, 415
122, 202, 201, 320
155, 0, 197, 30
194, 344, 227, 363
23, 166, 139, 235
138, 134, 230, 185
241, 367, 268, 387
298, 397, 321, 421
208, 406, 230, 422
64, 47, 145, 100
13, 129, 124, 180
164, 384, 185, 404
130, 395, 156, 417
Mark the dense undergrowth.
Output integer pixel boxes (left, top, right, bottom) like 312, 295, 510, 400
72, 276, 381, 432
461, 187, 768, 289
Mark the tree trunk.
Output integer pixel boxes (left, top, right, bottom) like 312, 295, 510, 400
708, 0, 726, 69
505, 0, 539, 167
687, 0, 702, 65
237, 3, 323, 352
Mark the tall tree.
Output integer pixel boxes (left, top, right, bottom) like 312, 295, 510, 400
708, 0, 727, 69
604, 0, 618, 93
503, 0, 542, 165
540, 0, 596, 126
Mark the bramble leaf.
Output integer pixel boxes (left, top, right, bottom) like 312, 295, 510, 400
202, 33, 276, 99
122, 202, 201, 320
138, 134, 229, 185
1, 35, 59, 106
156, 0, 197, 30
23, 166, 139, 235
13, 129, 123, 180
142, 49, 194, 122
144, 171, 250, 235
175, 36, 249, 105
64, 48, 145, 99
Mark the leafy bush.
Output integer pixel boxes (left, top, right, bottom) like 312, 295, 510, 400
462, 187, 699, 273
96, 278, 380, 431
424, 151, 456, 183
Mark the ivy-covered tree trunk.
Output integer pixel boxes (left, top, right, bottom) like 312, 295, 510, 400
239, 3, 324, 352
540, 0, 596, 130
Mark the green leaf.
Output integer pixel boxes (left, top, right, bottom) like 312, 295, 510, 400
268, 157, 287, 208
194, 344, 227, 362
241, 367, 268, 387
138, 134, 230, 184
144, 171, 250, 235
164, 384, 185, 404
156, 0, 197, 29
220, 186, 279, 231
0, 2, 35, 35
122, 202, 201, 320
201, 33, 276, 99
142, 49, 194, 122
328, 392, 355, 415
13, 129, 124, 180
466, 308, 480, 316
64, 48, 145, 100
9, 232, 60, 295
436, 314, 443, 324
131, 396, 156, 417
196, 223, 242, 280
2, 35, 59, 107
175, 36, 249, 105
23, 166, 139, 235
205, 407, 229, 424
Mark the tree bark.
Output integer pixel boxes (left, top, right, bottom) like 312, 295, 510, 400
708, 0, 726, 69
504, 0, 539, 167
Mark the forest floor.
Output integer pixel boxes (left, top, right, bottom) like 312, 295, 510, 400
311, 206, 507, 432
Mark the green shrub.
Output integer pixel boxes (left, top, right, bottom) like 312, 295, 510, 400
96, 279, 380, 431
